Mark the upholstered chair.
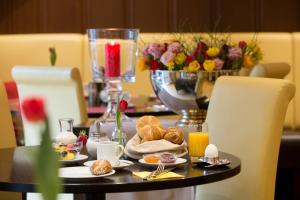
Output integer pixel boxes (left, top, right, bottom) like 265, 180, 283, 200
196, 76, 295, 200
250, 62, 291, 78
12, 66, 88, 146
0, 81, 21, 200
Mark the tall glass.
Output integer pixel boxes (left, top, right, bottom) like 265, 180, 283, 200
87, 28, 139, 143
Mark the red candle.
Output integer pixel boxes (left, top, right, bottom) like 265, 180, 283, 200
105, 42, 120, 77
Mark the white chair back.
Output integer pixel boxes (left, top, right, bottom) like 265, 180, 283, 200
12, 66, 88, 146
197, 76, 295, 200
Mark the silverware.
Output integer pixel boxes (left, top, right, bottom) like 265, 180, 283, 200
153, 167, 177, 178
143, 163, 165, 180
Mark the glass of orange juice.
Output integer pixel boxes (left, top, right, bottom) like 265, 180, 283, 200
188, 123, 209, 157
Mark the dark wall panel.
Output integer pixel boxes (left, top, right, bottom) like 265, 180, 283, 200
84, 0, 125, 29
260, 0, 299, 31
0, 0, 13, 33
0, 0, 300, 34
12, 0, 41, 33
131, 0, 169, 32
175, 0, 211, 32
214, 0, 257, 32
43, 0, 83, 33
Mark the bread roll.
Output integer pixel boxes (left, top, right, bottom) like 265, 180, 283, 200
136, 116, 161, 138
141, 126, 166, 143
164, 127, 184, 145
90, 160, 113, 175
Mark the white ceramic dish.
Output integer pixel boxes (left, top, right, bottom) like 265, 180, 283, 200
138, 157, 187, 167
84, 160, 134, 169
60, 154, 88, 164
59, 166, 115, 181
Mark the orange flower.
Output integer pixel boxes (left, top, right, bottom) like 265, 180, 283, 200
243, 55, 254, 68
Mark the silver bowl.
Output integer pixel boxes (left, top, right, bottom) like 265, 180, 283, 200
150, 70, 239, 126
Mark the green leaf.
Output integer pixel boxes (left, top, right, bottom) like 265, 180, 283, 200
35, 119, 61, 200
50, 48, 57, 66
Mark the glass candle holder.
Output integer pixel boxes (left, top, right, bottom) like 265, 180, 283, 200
87, 28, 139, 123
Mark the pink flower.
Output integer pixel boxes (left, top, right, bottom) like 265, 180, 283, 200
142, 46, 149, 56
160, 51, 175, 65
228, 47, 242, 60
147, 43, 165, 59
167, 42, 182, 53
214, 58, 224, 70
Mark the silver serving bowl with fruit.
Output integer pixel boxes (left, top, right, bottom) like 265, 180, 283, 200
150, 70, 238, 126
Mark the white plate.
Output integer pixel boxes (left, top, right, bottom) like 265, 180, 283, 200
138, 158, 187, 167
83, 160, 134, 169
59, 166, 115, 181
60, 154, 88, 164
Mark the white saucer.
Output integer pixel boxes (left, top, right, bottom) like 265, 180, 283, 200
60, 154, 88, 164
59, 166, 115, 181
83, 160, 134, 169
138, 158, 187, 167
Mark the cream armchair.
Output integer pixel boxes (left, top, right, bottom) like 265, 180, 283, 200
250, 62, 291, 78
196, 76, 295, 200
12, 66, 88, 145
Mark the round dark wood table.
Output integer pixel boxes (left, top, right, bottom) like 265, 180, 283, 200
0, 146, 241, 200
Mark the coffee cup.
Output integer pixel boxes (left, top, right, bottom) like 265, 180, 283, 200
97, 141, 124, 166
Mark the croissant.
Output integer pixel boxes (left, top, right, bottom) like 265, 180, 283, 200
136, 116, 161, 138
164, 127, 184, 145
141, 126, 166, 143
90, 160, 113, 175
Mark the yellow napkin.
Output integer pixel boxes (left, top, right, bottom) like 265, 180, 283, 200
133, 171, 184, 180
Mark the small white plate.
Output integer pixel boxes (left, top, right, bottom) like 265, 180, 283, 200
59, 166, 115, 181
138, 158, 187, 167
60, 154, 88, 164
84, 160, 134, 169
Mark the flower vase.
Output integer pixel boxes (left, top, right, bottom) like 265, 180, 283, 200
111, 126, 127, 147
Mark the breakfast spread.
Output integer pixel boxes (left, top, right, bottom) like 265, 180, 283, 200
90, 160, 113, 175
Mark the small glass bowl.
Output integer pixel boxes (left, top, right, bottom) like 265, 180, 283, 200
143, 154, 161, 164
53, 141, 83, 160
158, 152, 177, 163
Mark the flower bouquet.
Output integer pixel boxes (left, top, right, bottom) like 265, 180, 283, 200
138, 34, 263, 72
139, 33, 263, 126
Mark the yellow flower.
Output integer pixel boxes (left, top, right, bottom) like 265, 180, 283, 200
138, 59, 147, 71
248, 41, 257, 49
206, 47, 220, 57
174, 53, 186, 65
203, 60, 216, 72
243, 55, 254, 68
166, 61, 175, 70
183, 66, 189, 71
187, 60, 200, 72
